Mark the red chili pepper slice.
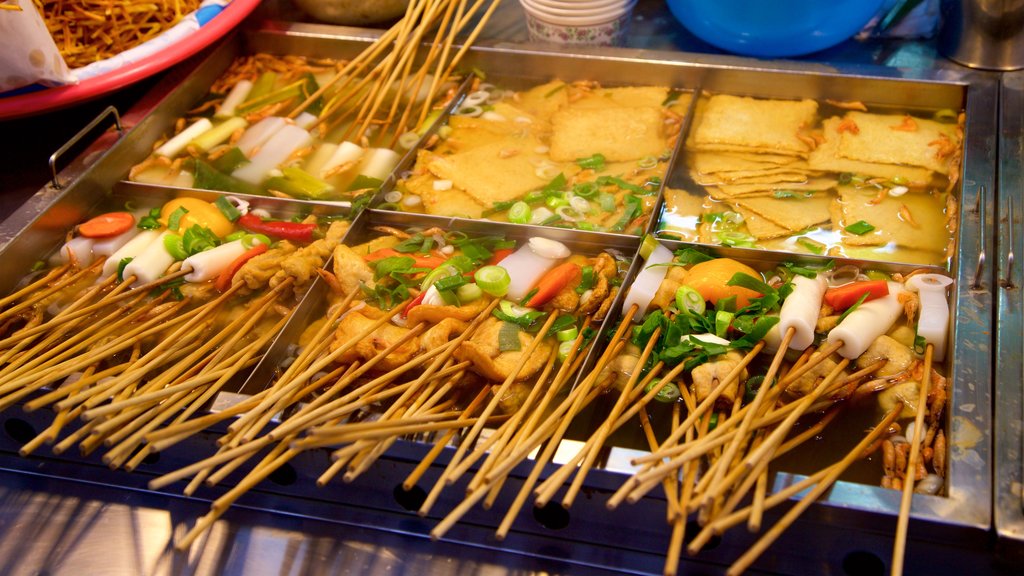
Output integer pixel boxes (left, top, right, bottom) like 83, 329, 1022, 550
215, 243, 268, 292
402, 291, 427, 317
238, 213, 316, 243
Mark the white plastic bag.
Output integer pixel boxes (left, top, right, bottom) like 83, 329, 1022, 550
0, 0, 74, 91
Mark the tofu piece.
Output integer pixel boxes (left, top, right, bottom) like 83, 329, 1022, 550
572, 86, 670, 109
403, 171, 485, 218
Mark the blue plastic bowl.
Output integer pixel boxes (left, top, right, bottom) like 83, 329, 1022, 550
666, 0, 883, 58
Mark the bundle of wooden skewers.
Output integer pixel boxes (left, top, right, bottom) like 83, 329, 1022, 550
146, 225, 626, 549
0, 197, 349, 473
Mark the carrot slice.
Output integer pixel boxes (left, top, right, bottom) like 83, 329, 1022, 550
215, 243, 268, 292
526, 262, 581, 308
823, 280, 889, 311
78, 212, 135, 238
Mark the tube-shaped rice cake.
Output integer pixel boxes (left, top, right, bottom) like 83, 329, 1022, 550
827, 281, 906, 359
778, 274, 827, 350
123, 231, 176, 286
101, 229, 161, 278
182, 240, 248, 283
906, 274, 953, 361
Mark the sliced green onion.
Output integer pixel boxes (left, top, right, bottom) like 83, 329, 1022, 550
708, 413, 719, 430
844, 220, 876, 235
637, 155, 658, 169
557, 326, 579, 342
420, 265, 459, 291
167, 206, 188, 231
865, 270, 889, 281
644, 378, 681, 403
545, 195, 569, 210
715, 310, 734, 338
498, 321, 522, 352
675, 285, 706, 315
500, 299, 534, 318
225, 230, 246, 242
717, 230, 756, 248
796, 236, 826, 255
891, 175, 909, 185
117, 257, 133, 282
639, 234, 660, 260
557, 340, 576, 362
575, 265, 596, 294
163, 234, 187, 261
509, 201, 531, 224
476, 265, 511, 297
242, 233, 271, 249
576, 153, 606, 170
456, 283, 483, 302
433, 274, 468, 292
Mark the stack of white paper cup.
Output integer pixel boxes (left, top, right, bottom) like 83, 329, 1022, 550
519, 0, 637, 46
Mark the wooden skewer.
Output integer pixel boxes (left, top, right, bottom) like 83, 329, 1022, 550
0, 260, 103, 323
481, 305, 641, 487
607, 343, 766, 509
545, 326, 666, 509
456, 346, 560, 491
725, 404, 905, 575
561, 339, 669, 509
402, 386, 491, 491
698, 327, 795, 512
0, 265, 69, 310
892, 343, 933, 576
418, 310, 562, 517
482, 324, 597, 510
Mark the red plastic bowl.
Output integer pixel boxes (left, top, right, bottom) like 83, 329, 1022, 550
0, 0, 260, 121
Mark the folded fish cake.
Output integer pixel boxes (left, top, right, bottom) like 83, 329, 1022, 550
834, 185, 951, 253
836, 111, 959, 174
691, 94, 818, 155
427, 137, 570, 205
733, 193, 832, 232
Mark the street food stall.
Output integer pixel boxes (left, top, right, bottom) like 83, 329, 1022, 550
0, 2, 1016, 574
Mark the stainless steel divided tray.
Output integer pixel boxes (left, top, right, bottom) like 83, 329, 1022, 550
0, 22, 999, 575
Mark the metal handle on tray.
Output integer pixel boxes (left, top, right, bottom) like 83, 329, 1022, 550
49, 105, 123, 190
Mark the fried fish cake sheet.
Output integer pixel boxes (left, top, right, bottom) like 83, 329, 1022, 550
549, 105, 666, 162
690, 94, 818, 156
733, 193, 832, 232
835, 112, 959, 174
427, 136, 572, 205
809, 117, 936, 183
833, 185, 950, 252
